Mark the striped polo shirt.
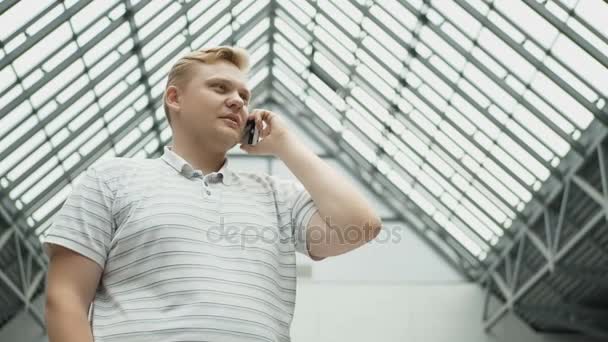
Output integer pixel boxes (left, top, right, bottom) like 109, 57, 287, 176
43, 145, 324, 342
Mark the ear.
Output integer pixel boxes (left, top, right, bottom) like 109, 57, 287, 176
165, 85, 181, 115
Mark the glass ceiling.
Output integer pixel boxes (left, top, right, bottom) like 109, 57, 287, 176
1, 0, 607, 277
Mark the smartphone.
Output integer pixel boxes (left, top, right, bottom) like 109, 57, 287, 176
241, 118, 260, 146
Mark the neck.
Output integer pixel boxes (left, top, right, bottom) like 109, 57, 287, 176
171, 139, 227, 175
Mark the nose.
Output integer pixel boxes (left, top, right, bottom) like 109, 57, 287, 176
226, 94, 244, 111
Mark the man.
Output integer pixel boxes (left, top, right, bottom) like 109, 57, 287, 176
44, 46, 382, 342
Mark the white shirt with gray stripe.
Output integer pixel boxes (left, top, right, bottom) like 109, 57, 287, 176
43, 145, 324, 342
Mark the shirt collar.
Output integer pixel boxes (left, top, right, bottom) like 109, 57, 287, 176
160, 145, 233, 185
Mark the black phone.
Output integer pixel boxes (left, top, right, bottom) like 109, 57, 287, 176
241, 119, 260, 146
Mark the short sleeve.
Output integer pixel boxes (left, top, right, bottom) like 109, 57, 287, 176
42, 165, 114, 269
270, 177, 326, 261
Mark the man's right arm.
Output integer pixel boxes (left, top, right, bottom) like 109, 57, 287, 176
45, 244, 103, 342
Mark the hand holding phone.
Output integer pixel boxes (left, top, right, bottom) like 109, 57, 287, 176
241, 118, 260, 146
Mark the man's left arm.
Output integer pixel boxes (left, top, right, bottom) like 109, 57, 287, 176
276, 135, 383, 260
241, 109, 383, 260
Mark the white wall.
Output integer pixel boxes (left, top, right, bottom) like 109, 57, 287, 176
301, 219, 464, 283
290, 280, 595, 342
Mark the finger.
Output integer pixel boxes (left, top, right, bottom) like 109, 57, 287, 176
261, 124, 271, 138
261, 111, 274, 129
252, 109, 272, 130
254, 110, 263, 130
260, 110, 274, 122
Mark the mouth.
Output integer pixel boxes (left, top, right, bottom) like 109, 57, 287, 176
220, 115, 241, 127
221, 117, 240, 129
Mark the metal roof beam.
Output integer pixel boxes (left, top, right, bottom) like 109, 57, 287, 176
517, 304, 608, 339
483, 137, 608, 331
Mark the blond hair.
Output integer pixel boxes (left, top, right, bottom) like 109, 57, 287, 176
163, 46, 250, 126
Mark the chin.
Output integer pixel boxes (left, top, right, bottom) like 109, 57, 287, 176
216, 135, 240, 151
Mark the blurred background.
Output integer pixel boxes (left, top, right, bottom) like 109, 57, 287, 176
0, 0, 607, 341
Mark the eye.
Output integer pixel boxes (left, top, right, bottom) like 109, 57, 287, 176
213, 84, 227, 92
240, 93, 250, 103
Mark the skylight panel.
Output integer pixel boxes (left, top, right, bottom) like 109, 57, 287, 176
483, 31, 533, 81
374, 13, 413, 49
331, 0, 363, 23
25, 5, 64, 38
276, 0, 310, 26
0, 0, 55, 41
418, 83, 447, 112
144, 32, 186, 71
305, 96, 343, 133
0, 116, 36, 174
346, 108, 383, 146
189, 0, 229, 36
248, 42, 269, 70
115, 128, 141, 155
67, 98, 100, 133
80, 123, 111, 156
77, 18, 112, 47
437, 211, 486, 259
354, 63, 394, 102
31, 181, 71, 222
13, 23, 71, 76
312, 52, 349, 87
197, 14, 233, 49
106, 85, 145, 129
230, 0, 255, 18
528, 77, 593, 131
273, 62, 306, 98
312, 25, 355, 69
71, 1, 120, 33
9, 152, 58, 201
275, 17, 309, 50
238, 17, 270, 48
496, 133, 549, 182
249, 66, 269, 92
22, 162, 64, 211
361, 35, 401, 74
362, 19, 408, 63
83, 22, 130, 65
342, 129, 376, 163
141, 18, 187, 59
552, 36, 606, 96
318, 0, 360, 38
315, 14, 357, 52
309, 72, 347, 111
134, 1, 168, 26
0, 101, 30, 139
94, 54, 136, 95
0, 68, 17, 96
274, 37, 308, 73
348, 88, 391, 124
235, 0, 269, 26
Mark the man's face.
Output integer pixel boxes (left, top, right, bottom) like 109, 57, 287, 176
171, 60, 251, 150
